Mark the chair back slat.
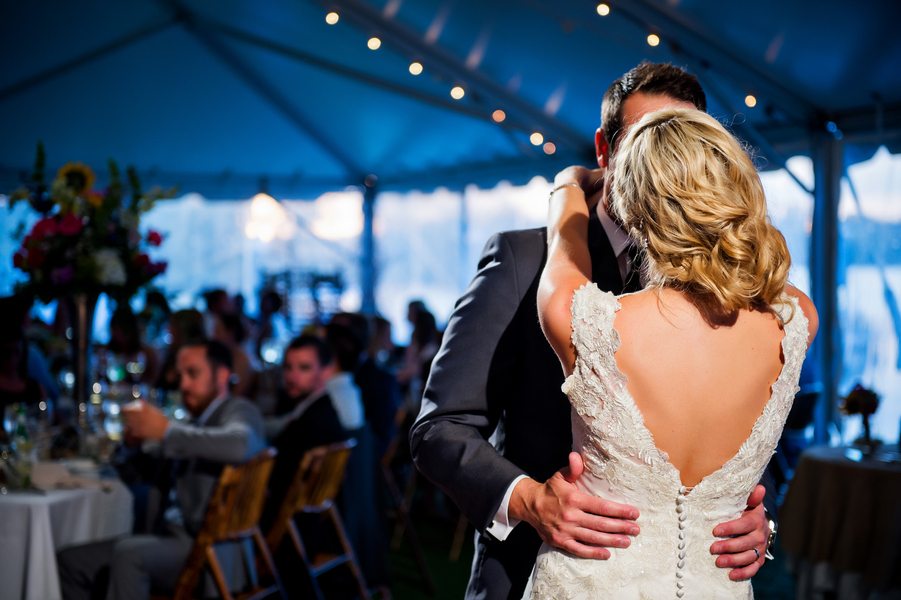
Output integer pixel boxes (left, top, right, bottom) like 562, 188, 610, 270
198, 447, 278, 540
172, 447, 284, 600
296, 440, 355, 510
265, 439, 356, 551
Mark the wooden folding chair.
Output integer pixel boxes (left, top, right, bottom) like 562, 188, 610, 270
266, 438, 388, 600
162, 447, 286, 600
381, 407, 436, 595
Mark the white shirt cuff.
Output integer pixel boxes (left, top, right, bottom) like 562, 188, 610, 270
486, 474, 530, 541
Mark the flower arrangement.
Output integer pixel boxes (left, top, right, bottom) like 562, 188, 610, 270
9, 143, 176, 303
839, 383, 880, 448
839, 383, 880, 417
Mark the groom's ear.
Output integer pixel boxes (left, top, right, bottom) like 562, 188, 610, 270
595, 128, 610, 169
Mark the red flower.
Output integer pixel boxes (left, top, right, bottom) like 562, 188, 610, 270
28, 247, 46, 269
58, 212, 84, 236
146, 230, 163, 246
30, 217, 57, 241
134, 253, 150, 268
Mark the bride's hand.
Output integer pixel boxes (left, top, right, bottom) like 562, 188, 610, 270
509, 452, 640, 560
553, 166, 605, 212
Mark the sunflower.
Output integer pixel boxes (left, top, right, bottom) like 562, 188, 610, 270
56, 162, 96, 195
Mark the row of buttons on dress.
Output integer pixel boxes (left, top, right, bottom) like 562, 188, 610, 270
675, 485, 692, 598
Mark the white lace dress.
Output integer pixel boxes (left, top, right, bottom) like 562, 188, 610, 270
525, 284, 808, 600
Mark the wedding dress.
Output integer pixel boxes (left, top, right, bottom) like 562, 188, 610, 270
525, 284, 808, 600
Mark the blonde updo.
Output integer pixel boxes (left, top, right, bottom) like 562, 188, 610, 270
611, 108, 791, 317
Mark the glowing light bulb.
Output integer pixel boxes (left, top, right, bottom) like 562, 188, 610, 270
409, 62, 423, 75
325, 12, 339, 25
597, 4, 610, 16
530, 132, 544, 146
745, 95, 757, 107
647, 34, 660, 46
492, 110, 506, 122
451, 86, 465, 99
368, 37, 381, 50
543, 142, 556, 155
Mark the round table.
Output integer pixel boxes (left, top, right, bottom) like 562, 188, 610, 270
780, 445, 901, 599
0, 479, 133, 600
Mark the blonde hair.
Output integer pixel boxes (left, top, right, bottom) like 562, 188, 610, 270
611, 108, 791, 317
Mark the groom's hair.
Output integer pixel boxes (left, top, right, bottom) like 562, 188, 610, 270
601, 62, 707, 152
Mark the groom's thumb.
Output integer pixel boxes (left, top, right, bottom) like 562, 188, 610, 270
746, 484, 766, 510
562, 452, 584, 483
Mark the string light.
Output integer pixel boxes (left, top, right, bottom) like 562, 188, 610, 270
745, 95, 757, 107
647, 34, 660, 46
409, 62, 423, 75
492, 110, 506, 122
451, 86, 465, 99
596, 4, 610, 16
530, 132, 544, 146
543, 142, 556, 155
325, 12, 339, 25
368, 37, 381, 50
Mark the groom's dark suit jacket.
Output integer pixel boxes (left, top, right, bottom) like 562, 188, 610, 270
411, 214, 777, 600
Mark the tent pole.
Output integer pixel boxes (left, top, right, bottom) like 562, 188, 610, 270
810, 130, 843, 444
361, 180, 377, 315
459, 190, 469, 293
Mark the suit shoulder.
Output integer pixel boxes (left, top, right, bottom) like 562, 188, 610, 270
490, 227, 547, 252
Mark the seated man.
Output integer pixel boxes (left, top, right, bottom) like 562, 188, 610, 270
58, 340, 265, 600
261, 335, 349, 534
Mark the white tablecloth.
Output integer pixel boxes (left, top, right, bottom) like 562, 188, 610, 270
0, 481, 133, 600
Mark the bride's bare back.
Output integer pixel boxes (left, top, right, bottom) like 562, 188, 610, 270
613, 288, 788, 487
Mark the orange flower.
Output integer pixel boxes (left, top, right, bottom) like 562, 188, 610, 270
86, 191, 104, 209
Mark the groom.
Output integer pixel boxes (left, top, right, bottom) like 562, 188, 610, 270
411, 62, 775, 600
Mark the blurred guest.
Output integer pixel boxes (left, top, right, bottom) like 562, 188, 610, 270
261, 335, 348, 532
139, 291, 171, 349
252, 289, 288, 364
397, 305, 441, 411
213, 314, 256, 399
106, 308, 160, 385
156, 309, 205, 391
323, 322, 391, 588
58, 340, 265, 600
330, 313, 401, 459
406, 299, 426, 327
232, 294, 256, 342
0, 296, 59, 411
201, 289, 232, 338
369, 315, 398, 368
0, 321, 45, 416
322, 324, 366, 433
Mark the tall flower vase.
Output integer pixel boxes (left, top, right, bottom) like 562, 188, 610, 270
66, 292, 99, 416
862, 414, 872, 448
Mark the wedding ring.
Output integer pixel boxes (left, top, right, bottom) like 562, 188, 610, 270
752, 548, 760, 560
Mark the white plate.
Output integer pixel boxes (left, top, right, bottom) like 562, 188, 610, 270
59, 459, 98, 474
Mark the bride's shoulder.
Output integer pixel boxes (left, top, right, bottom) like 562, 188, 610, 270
782, 285, 819, 347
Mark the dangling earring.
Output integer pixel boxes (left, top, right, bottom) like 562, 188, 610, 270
639, 218, 648, 249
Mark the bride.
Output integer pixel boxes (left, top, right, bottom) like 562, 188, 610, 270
527, 108, 818, 599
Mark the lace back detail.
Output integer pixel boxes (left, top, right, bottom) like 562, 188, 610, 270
531, 284, 809, 600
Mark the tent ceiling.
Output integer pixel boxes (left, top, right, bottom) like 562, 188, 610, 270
1, 0, 899, 198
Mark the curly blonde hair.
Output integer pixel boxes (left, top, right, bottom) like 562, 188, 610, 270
611, 108, 791, 317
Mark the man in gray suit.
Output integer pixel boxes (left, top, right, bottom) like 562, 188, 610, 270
411, 63, 774, 600
58, 340, 266, 600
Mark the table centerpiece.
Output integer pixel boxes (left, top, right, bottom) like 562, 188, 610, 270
8, 143, 175, 408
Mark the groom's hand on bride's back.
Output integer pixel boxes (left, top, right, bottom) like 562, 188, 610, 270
508, 452, 640, 560
710, 484, 769, 580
